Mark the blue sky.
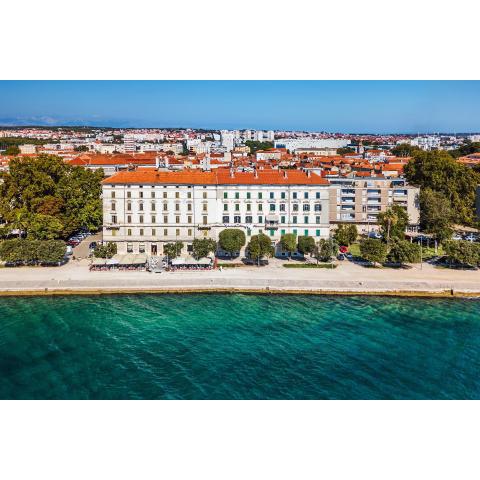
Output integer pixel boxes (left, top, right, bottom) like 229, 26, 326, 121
0, 81, 479, 133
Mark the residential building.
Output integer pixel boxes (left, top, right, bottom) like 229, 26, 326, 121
102, 169, 331, 255
124, 134, 135, 153
275, 138, 350, 152
328, 176, 420, 233
19, 144, 37, 154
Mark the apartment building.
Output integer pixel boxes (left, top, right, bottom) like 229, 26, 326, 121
328, 176, 420, 233
102, 169, 331, 255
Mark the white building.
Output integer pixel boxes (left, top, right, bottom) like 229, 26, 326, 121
266, 130, 275, 142
102, 169, 331, 256
274, 138, 350, 152
220, 131, 235, 152
19, 144, 37, 154
124, 134, 136, 153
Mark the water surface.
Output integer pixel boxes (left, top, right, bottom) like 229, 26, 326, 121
1, 294, 479, 399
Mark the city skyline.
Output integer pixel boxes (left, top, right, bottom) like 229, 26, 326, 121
1, 80, 480, 133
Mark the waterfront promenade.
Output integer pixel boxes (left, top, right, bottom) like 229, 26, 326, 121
0, 260, 479, 296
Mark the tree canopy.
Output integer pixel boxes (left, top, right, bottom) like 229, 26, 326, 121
246, 233, 274, 261
387, 239, 421, 265
314, 238, 338, 262
0, 239, 66, 264
218, 229, 246, 254
443, 240, 480, 267
0, 155, 104, 239
164, 241, 183, 259
192, 237, 216, 259
280, 233, 297, 256
359, 238, 388, 266
377, 205, 409, 242
419, 189, 454, 241
333, 224, 357, 246
244, 141, 274, 154
404, 150, 480, 225
297, 235, 316, 255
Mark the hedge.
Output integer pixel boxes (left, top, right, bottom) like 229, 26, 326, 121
0, 239, 66, 264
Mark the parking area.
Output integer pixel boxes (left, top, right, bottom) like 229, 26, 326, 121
72, 233, 102, 259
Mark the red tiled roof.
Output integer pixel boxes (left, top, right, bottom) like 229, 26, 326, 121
102, 169, 329, 186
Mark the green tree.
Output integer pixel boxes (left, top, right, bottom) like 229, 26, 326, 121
360, 239, 388, 266
314, 238, 338, 262
280, 233, 297, 258
28, 214, 64, 240
333, 224, 357, 246
0, 239, 66, 264
443, 240, 480, 267
93, 242, 117, 259
377, 206, 409, 242
391, 143, 422, 157
246, 233, 274, 265
244, 141, 274, 154
164, 241, 184, 259
404, 150, 480, 225
5, 145, 20, 156
419, 189, 454, 241
297, 235, 316, 255
218, 229, 246, 255
74, 145, 89, 152
388, 239, 421, 265
336, 147, 355, 155
192, 237, 217, 259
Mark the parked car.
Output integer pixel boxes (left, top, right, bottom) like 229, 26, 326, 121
463, 234, 478, 242
368, 231, 382, 239
451, 233, 463, 241
66, 246, 73, 255
89, 241, 97, 250
337, 253, 346, 261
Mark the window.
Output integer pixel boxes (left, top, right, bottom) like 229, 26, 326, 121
175, 204, 180, 212
293, 229, 297, 235
176, 229, 180, 236
247, 192, 251, 199
139, 203, 144, 211
151, 215, 156, 223
269, 204, 276, 212
258, 215, 263, 223
163, 203, 168, 211
246, 215, 252, 223
234, 215, 241, 223
112, 230, 117, 237
281, 192, 286, 199
151, 191, 155, 198
222, 215, 230, 223
292, 216, 297, 224
235, 192, 240, 199
188, 229, 192, 236
235, 204, 240, 211
247, 228, 251, 236
127, 228, 132, 236
111, 215, 117, 224
304, 229, 309, 236
187, 203, 192, 211
139, 228, 144, 236
258, 192, 263, 199
152, 228, 156, 236
203, 216, 208, 225
163, 192, 167, 199
269, 229, 275, 236
314, 204, 321, 212
281, 229, 286, 235
139, 243, 145, 253
316, 216, 321, 224
223, 204, 228, 211
163, 228, 168, 236
293, 192, 297, 199
258, 204, 263, 212
187, 192, 192, 199
316, 229, 321, 237
280, 204, 286, 211
127, 203, 132, 211
269, 192, 274, 199
203, 192, 207, 199
224, 192, 228, 199
163, 215, 168, 223
304, 216, 309, 224
188, 216, 192, 224
293, 204, 299, 212
151, 202, 156, 211
175, 192, 180, 199
111, 202, 116, 211
304, 192, 309, 199
246, 204, 251, 211
176, 216, 180, 224
316, 192, 320, 199
139, 215, 144, 223
127, 215, 132, 223
127, 191, 131, 199
127, 243, 133, 253
202, 204, 208, 212
111, 191, 115, 199
281, 216, 286, 223
303, 204, 310, 211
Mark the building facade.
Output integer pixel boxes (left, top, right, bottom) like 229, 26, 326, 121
328, 177, 420, 233
102, 169, 331, 255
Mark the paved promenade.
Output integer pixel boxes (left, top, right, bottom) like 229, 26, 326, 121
0, 260, 479, 296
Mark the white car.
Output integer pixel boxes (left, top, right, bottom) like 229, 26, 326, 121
451, 234, 463, 241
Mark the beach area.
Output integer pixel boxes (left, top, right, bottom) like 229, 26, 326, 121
1, 258, 479, 297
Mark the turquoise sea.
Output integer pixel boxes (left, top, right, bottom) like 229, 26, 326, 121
1, 294, 479, 399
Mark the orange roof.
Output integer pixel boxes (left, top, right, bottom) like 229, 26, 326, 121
102, 169, 329, 186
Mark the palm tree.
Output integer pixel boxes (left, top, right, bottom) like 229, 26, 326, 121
381, 209, 398, 243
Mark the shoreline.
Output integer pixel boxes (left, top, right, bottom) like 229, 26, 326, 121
0, 286, 479, 298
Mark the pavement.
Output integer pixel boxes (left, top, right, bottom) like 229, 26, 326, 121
0, 258, 479, 296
